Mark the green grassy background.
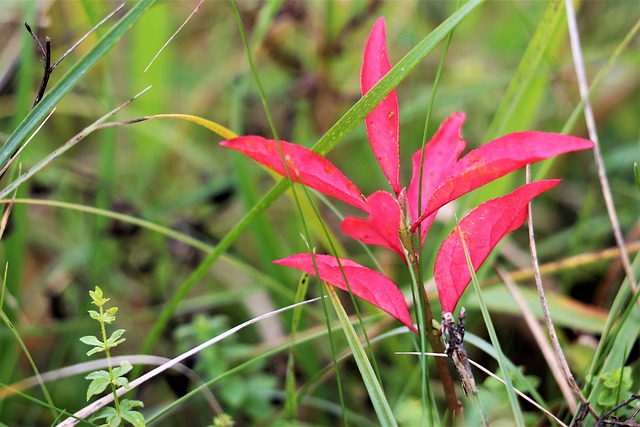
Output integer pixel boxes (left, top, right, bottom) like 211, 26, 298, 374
0, 1, 638, 425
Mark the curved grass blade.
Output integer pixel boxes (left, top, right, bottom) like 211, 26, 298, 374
325, 285, 398, 426
483, 0, 564, 141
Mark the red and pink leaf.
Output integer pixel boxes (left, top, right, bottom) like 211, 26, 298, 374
221, 136, 369, 213
274, 253, 416, 332
341, 191, 404, 258
408, 112, 467, 244
361, 17, 400, 196
412, 132, 593, 232
434, 179, 561, 313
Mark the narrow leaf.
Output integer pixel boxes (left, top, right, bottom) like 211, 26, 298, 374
85, 370, 110, 380
112, 361, 133, 378
86, 377, 110, 401
220, 136, 369, 212
113, 376, 130, 389
79, 335, 102, 347
434, 179, 561, 313
361, 17, 400, 195
274, 254, 416, 332
326, 286, 399, 426
121, 411, 145, 427
341, 191, 403, 257
86, 346, 105, 356
107, 329, 126, 344
408, 112, 466, 242
413, 133, 593, 231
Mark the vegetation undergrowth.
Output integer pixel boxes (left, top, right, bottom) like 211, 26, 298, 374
0, 1, 638, 426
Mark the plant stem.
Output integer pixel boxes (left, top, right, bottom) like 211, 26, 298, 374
398, 196, 461, 421
412, 258, 462, 420
98, 305, 121, 416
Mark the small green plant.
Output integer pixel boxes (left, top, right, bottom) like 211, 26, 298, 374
597, 367, 635, 418
80, 286, 145, 427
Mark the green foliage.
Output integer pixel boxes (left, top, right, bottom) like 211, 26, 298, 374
0, 1, 638, 425
173, 314, 276, 422
81, 286, 144, 427
597, 367, 634, 416
208, 413, 235, 427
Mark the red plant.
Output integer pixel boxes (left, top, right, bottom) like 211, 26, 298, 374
220, 17, 593, 330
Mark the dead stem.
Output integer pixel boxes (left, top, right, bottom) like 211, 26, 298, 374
564, 0, 639, 299
526, 165, 599, 421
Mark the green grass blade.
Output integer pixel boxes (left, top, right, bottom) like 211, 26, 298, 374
458, 224, 525, 426
284, 273, 309, 420
0, 0, 156, 168
326, 285, 398, 426
483, 0, 564, 141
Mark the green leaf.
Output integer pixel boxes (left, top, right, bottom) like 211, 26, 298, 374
86, 376, 111, 400
597, 389, 616, 407
89, 310, 101, 320
86, 370, 110, 380
634, 163, 640, 193
113, 376, 130, 389
120, 399, 144, 411
86, 346, 106, 356
89, 286, 104, 303
80, 335, 103, 347
93, 405, 117, 421
122, 411, 146, 427
104, 307, 118, 323
107, 329, 126, 347
112, 360, 133, 377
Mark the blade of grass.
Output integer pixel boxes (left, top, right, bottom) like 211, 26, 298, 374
0, 198, 295, 302
326, 285, 398, 426
0, 310, 55, 417
230, 0, 351, 420
0, 1, 37, 418
284, 272, 309, 420
483, 0, 563, 141
0, 0, 156, 168
497, 266, 577, 411
525, 166, 591, 415
564, 0, 638, 296
457, 222, 524, 426
0, 87, 152, 200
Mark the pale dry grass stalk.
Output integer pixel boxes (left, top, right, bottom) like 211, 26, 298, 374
497, 266, 577, 412
564, 0, 639, 298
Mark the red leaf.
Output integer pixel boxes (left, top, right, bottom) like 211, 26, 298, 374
408, 112, 467, 244
434, 179, 561, 313
341, 191, 403, 258
274, 253, 417, 332
221, 136, 369, 212
361, 17, 400, 195
412, 132, 594, 232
